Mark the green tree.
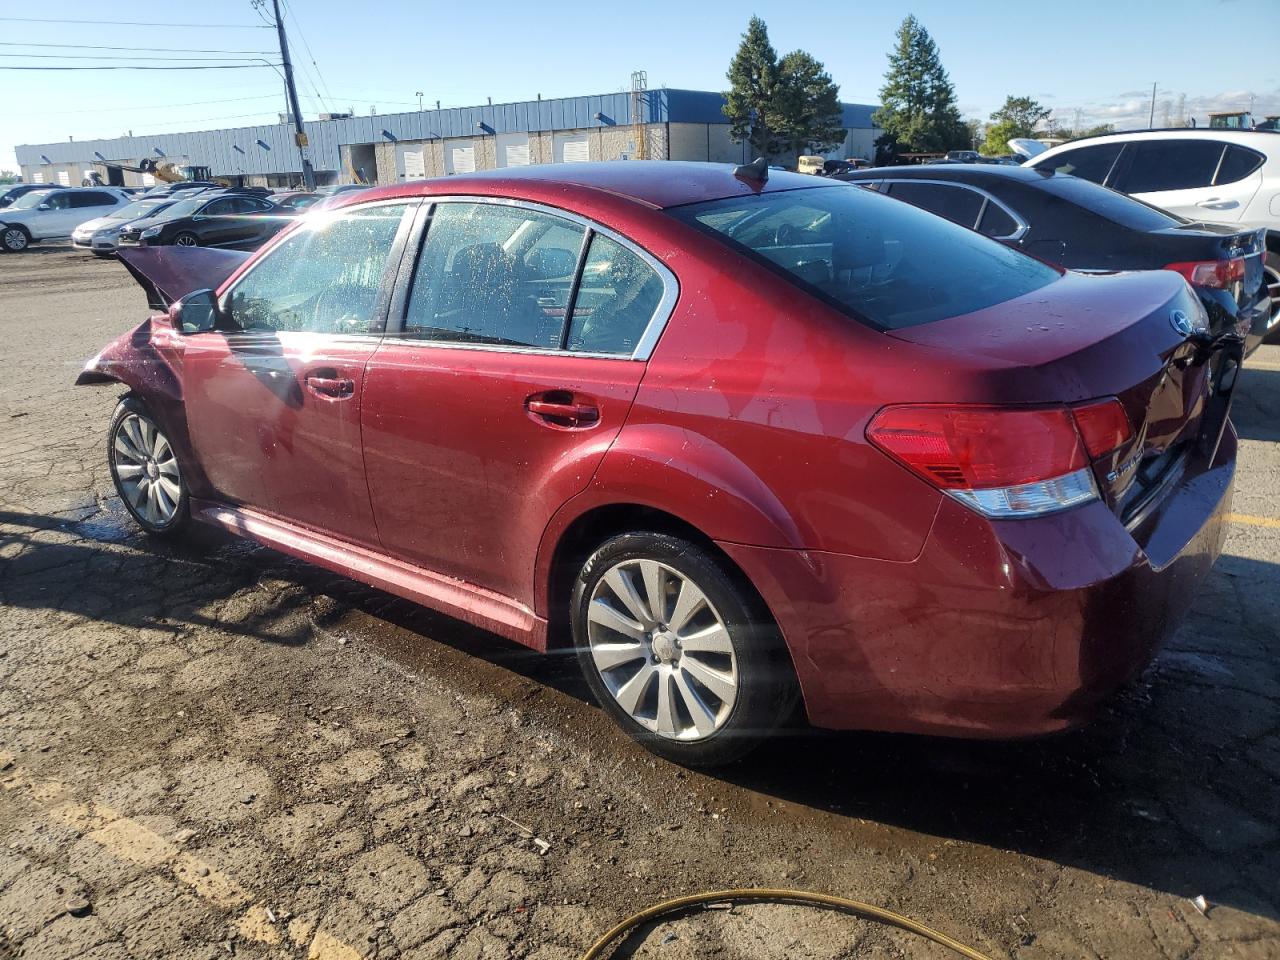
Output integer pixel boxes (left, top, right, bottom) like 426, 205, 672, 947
773, 50, 846, 160
872, 15, 968, 157
981, 95, 1051, 154
0, 170, 18, 184
723, 16, 782, 157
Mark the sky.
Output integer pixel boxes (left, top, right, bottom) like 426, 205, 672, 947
3, 0, 1279, 171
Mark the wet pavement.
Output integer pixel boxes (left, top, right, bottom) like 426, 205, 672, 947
1, 246, 1278, 959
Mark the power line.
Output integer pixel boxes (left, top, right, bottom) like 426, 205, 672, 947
0, 41, 276, 54
0, 64, 281, 71
282, 0, 337, 113
0, 53, 280, 61
0, 16, 272, 28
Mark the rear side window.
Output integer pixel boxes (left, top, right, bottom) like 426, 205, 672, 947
566, 235, 665, 354
224, 203, 409, 335
886, 182, 984, 228
1215, 145, 1265, 185
1036, 175, 1182, 230
670, 186, 1059, 331
202, 197, 236, 215
1115, 140, 1226, 193
405, 203, 586, 349
1038, 143, 1124, 184
70, 191, 117, 208
977, 203, 1019, 238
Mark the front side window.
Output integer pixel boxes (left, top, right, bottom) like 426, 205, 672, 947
223, 203, 409, 335
1115, 140, 1226, 193
670, 185, 1059, 331
41, 192, 72, 210
1039, 143, 1124, 184
404, 203, 586, 349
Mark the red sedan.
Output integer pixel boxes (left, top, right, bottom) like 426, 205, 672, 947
80, 161, 1237, 766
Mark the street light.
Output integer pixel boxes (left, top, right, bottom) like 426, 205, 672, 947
416, 91, 424, 112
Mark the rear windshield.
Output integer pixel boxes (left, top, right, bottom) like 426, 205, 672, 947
1036, 175, 1183, 231
669, 185, 1059, 330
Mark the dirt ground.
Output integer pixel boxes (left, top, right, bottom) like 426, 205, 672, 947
1, 245, 1278, 960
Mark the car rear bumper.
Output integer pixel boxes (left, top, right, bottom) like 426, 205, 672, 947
720, 426, 1236, 738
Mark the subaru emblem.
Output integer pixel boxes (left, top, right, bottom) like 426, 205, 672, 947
1169, 310, 1194, 337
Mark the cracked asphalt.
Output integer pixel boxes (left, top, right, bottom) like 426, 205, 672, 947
1, 246, 1278, 960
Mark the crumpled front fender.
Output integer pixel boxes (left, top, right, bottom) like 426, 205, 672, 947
76, 316, 182, 406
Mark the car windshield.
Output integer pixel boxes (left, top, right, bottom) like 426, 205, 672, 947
669, 184, 1060, 330
108, 199, 171, 220
8, 189, 55, 211
1036, 174, 1185, 230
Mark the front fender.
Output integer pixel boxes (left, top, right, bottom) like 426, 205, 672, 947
76, 317, 181, 404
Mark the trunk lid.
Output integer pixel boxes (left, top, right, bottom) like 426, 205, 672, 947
116, 246, 249, 311
889, 270, 1222, 525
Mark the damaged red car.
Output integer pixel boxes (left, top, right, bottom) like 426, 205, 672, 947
79, 161, 1238, 766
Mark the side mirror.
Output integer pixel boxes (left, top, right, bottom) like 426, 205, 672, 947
171, 289, 219, 334
37, 202, 51, 211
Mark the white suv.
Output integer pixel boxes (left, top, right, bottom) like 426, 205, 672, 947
0, 187, 131, 252
1025, 129, 1280, 326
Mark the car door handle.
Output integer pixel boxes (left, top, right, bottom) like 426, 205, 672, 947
1195, 198, 1237, 208
526, 395, 600, 427
305, 375, 354, 398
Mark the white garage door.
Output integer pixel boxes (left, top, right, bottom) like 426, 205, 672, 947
56, 171, 71, 186
446, 141, 476, 175
496, 132, 530, 167
554, 131, 590, 163
402, 150, 426, 180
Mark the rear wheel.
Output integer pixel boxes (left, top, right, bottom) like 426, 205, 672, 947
173, 232, 199, 247
2, 225, 30, 252
1264, 252, 1280, 341
108, 397, 190, 537
571, 532, 796, 766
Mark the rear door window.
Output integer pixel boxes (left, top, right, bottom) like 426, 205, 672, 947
404, 202, 586, 349
1038, 143, 1124, 184
885, 182, 985, 228
1215, 145, 1265, 185
670, 185, 1059, 330
70, 191, 118, 208
1114, 140, 1226, 193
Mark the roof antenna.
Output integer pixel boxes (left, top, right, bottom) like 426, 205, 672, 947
733, 156, 769, 182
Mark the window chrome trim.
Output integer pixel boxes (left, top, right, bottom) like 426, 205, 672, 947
393, 194, 680, 361
878, 178, 1029, 241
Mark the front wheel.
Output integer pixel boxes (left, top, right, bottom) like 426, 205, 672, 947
172, 232, 199, 247
108, 397, 190, 537
2, 225, 31, 252
572, 532, 797, 766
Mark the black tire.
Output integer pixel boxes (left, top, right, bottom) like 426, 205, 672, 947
1, 224, 31, 252
107, 396, 191, 538
1264, 251, 1280, 343
571, 532, 797, 767
172, 232, 199, 247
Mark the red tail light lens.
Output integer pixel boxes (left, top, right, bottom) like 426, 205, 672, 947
866, 404, 1097, 518
1070, 398, 1132, 458
1164, 257, 1246, 289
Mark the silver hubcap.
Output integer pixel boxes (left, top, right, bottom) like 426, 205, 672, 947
112, 413, 181, 525
4, 228, 26, 250
175, 235, 196, 246
586, 559, 738, 741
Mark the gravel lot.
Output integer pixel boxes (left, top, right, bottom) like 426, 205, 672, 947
2, 245, 1278, 960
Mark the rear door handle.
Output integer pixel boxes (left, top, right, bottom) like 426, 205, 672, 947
526, 394, 599, 427
1195, 198, 1237, 209
305, 375, 354, 398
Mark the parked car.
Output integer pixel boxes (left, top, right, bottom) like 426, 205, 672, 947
836, 164, 1273, 354
945, 150, 980, 162
79, 161, 1237, 766
139, 180, 223, 199
0, 186, 132, 251
0, 183, 59, 209
71, 197, 181, 257
1023, 129, 1280, 323
271, 191, 324, 214
115, 192, 285, 249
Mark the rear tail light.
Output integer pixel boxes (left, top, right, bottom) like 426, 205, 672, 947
866, 401, 1128, 519
1164, 257, 1246, 289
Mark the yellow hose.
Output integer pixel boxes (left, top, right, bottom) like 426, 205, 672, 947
581, 888, 997, 960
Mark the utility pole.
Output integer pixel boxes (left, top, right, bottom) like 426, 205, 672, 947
271, 0, 314, 190
1148, 82, 1157, 129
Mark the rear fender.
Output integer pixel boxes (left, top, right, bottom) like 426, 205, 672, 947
532, 423, 805, 617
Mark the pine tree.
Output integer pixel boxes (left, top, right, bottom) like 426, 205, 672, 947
872, 15, 968, 157
981, 95, 1051, 154
723, 16, 781, 157
774, 51, 846, 161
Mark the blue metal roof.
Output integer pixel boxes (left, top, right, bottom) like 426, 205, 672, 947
16, 88, 879, 176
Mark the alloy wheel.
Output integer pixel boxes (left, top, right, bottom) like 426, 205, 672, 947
586, 559, 739, 741
111, 412, 182, 526
3, 227, 28, 252
1264, 262, 1280, 327
174, 234, 197, 247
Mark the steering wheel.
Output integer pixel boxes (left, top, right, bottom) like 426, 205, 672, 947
312, 284, 373, 333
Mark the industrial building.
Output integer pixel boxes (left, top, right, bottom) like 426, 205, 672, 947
15, 87, 880, 188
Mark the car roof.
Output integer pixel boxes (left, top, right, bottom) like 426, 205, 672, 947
366, 160, 838, 210
840, 164, 1055, 186
1033, 127, 1280, 160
